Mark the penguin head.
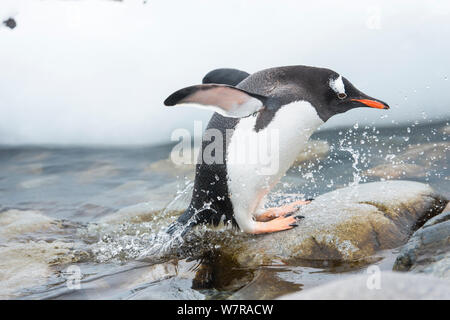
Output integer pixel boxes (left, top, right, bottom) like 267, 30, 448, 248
291, 67, 390, 122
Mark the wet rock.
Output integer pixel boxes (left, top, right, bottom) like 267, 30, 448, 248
393, 206, 450, 278
429, 202, 450, 223
0, 209, 54, 240
127, 277, 205, 300
198, 181, 447, 268
191, 251, 256, 294
0, 241, 74, 299
279, 272, 450, 300
33, 260, 204, 300
0, 210, 85, 298
364, 142, 450, 180
228, 268, 302, 300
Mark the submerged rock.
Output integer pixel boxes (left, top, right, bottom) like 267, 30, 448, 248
31, 260, 204, 300
0, 241, 74, 299
393, 205, 450, 278
0, 210, 84, 298
227, 268, 302, 300
0, 210, 54, 240
181, 181, 447, 268
279, 272, 450, 300
364, 142, 450, 180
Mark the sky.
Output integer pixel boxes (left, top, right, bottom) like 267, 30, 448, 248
0, 0, 449, 146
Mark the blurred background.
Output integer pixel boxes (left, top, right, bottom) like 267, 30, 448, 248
1, 0, 449, 146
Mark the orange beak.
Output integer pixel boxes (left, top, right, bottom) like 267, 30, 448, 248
351, 99, 389, 109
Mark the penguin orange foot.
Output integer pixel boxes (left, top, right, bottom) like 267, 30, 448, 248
251, 215, 303, 234
255, 200, 311, 222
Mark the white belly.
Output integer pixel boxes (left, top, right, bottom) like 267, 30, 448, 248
226, 100, 324, 232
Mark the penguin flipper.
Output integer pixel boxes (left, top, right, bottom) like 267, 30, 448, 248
202, 68, 250, 86
164, 84, 269, 118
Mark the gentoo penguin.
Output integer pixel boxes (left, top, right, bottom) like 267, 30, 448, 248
165, 65, 389, 236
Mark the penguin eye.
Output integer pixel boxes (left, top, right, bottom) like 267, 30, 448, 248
337, 92, 347, 100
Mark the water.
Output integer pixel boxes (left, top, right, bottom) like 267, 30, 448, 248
0, 121, 449, 299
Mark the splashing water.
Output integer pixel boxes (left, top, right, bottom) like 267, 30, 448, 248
83, 181, 198, 264
138, 181, 198, 260
339, 139, 363, 187
136, 181, 232, 261
163, 180, 194, 222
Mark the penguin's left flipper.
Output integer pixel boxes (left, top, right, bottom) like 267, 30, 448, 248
202, 68, 250, 86
255, 200, 311, 222
164, 84, 275, 118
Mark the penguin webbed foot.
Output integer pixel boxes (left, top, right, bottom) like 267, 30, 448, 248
255, 199, 311, 222
251, 215, 300, 234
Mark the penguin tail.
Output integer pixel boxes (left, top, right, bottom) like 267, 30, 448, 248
166, 220, 193, 238
165, 207, 197, 238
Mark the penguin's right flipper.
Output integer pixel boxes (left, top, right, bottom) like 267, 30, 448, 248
164, 83, 273, 118
202, 68, 250, 86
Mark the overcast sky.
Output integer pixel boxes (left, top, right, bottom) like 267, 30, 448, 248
0, 0, 449, 145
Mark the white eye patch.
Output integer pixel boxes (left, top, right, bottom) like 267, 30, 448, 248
329, 75, 346, 95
